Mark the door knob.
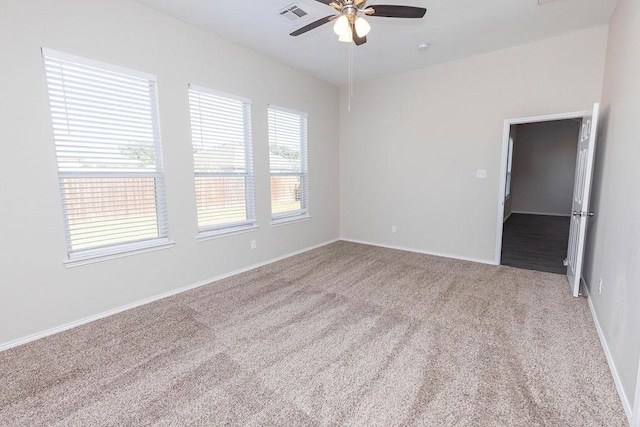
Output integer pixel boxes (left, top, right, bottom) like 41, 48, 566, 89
587, 212, 595, 217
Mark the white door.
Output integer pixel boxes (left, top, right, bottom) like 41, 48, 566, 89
566, 103, 599, 297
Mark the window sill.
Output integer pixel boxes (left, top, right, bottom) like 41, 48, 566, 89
271, 214, 311, 227
197, 224, 259, 242
64, 238, 175, 268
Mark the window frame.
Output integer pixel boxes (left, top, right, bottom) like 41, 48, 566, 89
188, 84, 257, 240
267, 105, 310, 225
42, 48, 173, 267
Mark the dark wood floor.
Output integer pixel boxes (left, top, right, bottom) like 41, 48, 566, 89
501, 213, 570, 274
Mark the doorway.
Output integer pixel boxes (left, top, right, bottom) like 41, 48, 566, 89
494, 110, 589, 273
501, 119, 580, 273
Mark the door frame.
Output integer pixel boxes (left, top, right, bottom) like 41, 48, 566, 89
494, 110, 589, 265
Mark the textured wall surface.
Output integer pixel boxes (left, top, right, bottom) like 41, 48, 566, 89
583, 0, 640, 414
340, 26, 608, 263
511, 120, 579, 216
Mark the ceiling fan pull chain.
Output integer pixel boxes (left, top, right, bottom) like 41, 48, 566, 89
348, 42, 353, 112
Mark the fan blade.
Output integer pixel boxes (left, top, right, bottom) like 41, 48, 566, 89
368, 5, 426, 18
351, 21, 367, 46
290, 15, 334, 36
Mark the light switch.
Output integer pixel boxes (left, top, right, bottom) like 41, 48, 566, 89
476, 169, 487, 179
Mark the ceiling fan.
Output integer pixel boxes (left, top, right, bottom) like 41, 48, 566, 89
290, 0, 427, 46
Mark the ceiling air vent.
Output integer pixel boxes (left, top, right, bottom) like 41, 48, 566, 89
279, 3, 309, 22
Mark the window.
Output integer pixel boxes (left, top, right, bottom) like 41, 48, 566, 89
505, 136, 514, 199
42, 49, 170, 264
268, 106, 308, 223
188, 85, 256, 237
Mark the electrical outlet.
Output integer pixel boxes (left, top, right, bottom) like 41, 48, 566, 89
598, 278, 602, 295
250, 240, 256, 249
476, 169, 487, 179
391, 226, 397, 233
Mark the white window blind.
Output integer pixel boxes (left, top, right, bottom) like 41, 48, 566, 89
268, 106, 308, 222
506, 136, 514, 199
42, 49, 169, 261
188, 85, 256, 236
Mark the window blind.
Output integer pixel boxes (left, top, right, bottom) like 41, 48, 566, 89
42, 48, 169, 259
188, 85, 255, 235
506, 137, 514, 198
268, 106, 308, 221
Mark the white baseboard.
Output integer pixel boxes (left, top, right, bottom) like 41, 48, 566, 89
511, 210, 571, 217
340, 237, 496, 266
0, 238, 339, 352
583, 279, 632, 424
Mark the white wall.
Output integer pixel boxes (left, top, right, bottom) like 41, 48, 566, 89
510, 120, 579, 216
583, 0, 640, 416
0, 0, 339, 346
340, 26, 608, 262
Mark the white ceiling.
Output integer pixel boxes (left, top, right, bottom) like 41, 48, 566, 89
135, 0, 617, 86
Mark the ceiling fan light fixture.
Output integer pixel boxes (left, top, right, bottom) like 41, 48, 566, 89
338, 27, 353, 42
333, 15, 350, 36
354, 17, 371, 37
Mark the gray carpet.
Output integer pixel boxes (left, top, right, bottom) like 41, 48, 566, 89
0, 241, 627, 426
